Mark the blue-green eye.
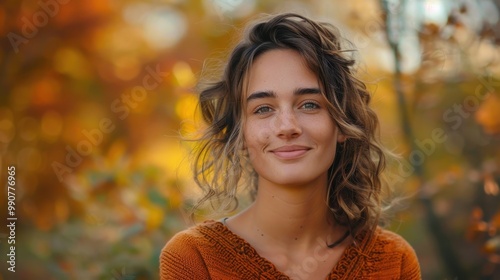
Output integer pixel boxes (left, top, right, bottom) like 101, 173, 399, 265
301, 102, 320, 110
254, 106, 273, 114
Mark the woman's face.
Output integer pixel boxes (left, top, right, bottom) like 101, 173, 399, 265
243, 49, 344, 187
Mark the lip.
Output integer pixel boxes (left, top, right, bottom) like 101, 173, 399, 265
270, 145, 311, 159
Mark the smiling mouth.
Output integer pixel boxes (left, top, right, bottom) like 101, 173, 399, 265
270, 146, 311, 159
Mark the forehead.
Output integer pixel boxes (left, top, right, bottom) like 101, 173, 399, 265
246, 49, 319, 97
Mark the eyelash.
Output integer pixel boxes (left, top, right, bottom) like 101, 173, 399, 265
301, 101, 320, 110
253, 101, 321, 114
254, 105, 273, 114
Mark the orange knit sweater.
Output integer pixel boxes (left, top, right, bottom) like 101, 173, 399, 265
160, 220, 421, 279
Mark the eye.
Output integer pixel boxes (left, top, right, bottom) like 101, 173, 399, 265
254, 105, 273, 114
300, 101, 320, 110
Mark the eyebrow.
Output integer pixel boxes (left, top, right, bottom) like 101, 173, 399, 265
246, 87, 321, 102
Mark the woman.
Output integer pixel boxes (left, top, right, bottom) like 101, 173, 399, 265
160, 13, 421, 279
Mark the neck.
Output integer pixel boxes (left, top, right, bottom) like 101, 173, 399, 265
242, 175, 343, 251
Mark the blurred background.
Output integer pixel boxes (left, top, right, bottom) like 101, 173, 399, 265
0, 0, 499, 279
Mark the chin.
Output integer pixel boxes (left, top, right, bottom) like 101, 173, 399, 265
260, 172, 328, 188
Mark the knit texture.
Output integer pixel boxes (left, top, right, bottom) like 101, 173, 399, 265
160, 220, 421, 279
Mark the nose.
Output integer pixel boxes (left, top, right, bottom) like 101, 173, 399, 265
274, 109, 302, 138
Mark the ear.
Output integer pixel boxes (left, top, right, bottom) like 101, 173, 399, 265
337, 132, 346, 143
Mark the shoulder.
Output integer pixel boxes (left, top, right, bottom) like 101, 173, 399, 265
161, 220, 223, 255
371, 227, 417, 254
159, 220, 223, 279
365, 227, 421, 279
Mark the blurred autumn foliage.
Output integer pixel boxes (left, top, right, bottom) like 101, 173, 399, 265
0, 0, 499, 279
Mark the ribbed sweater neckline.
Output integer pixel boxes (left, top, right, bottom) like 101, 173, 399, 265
199, 220, 375, 279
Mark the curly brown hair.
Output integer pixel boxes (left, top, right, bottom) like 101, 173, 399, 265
191, 13, 386, 238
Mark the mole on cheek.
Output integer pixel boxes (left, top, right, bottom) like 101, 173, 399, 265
256, 129, 270, 140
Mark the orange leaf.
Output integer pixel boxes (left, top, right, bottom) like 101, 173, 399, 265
475, 94, 500, 135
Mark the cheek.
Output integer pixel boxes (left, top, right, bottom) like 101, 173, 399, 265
314, 121, 339, 149
243, 122, 272, 162
244, 122, 272, 146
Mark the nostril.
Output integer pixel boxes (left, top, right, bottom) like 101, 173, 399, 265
274, 112, 302, 137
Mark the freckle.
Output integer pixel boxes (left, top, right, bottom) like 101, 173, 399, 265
261, 234, 264, 236
294, 237, 298, 240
